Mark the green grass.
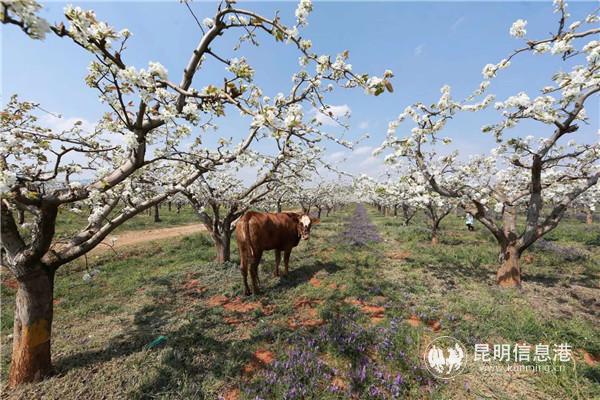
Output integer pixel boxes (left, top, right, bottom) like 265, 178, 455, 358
37, 204, 198, 240
1, 205, 598, 399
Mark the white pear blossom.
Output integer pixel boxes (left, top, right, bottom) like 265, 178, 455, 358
0, 170, 17, 194
295, 0, 313, 26
203, 17, 214, 29
551, 39, 573, 54
148, 61, 168, 80
509, 19, 527, 38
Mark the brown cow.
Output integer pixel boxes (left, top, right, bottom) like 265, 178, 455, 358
235, 211, 320, 295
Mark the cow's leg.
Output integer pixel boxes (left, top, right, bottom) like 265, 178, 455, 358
274, 250, 281, 277
240, 252, 251, 296
250, 251, 263, 295
283, 249, 291, 275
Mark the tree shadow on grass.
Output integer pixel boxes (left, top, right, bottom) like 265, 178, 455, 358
423, 259, 496, 287
529, 268, 599, 290
53, 275, 183, 374
271, 260, 343, 292
522, 272, 562, 287
53, 271, 286, 398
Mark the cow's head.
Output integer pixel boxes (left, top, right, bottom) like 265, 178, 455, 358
298, 214, 320, 240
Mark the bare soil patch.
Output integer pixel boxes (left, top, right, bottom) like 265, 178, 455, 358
344, 297, 386, 323
221, 387, 240, 400
309, 277, 322, 287
206, 295, 230, 307
582, 350, 599, 367
406, 315, 422, 327
1, 277, 17, 289
386, 250, 412, 261
288, 297, 324, 329
89, 223, 206, 252
222, 298, 262, 313
243, 349, 275, 377
181, 275, 207, 297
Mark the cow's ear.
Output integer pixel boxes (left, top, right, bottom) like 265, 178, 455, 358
311, 217, 320, 225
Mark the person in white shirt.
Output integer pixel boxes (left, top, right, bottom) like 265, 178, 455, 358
465, 213, 474, 231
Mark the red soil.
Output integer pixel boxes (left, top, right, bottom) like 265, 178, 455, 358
386, 250, 412, 260
406, 315, 422, 327
583, 350, 599, 367
344, 297, 386, 323
182, 278, 207, 295
1, 278, 18, 290
309, 277, 322, 287
288, 297, 324, 329
206, 295, 229, 307
221, 388, 240, 400
222, 298, 262, 313
331, 376, 348, 390
243, 349, 275, 377
427, 319, 442, 332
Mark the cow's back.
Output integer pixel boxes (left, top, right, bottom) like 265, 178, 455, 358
236, 211, 300, 253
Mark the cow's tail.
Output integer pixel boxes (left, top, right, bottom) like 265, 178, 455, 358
243, 215, 255, 259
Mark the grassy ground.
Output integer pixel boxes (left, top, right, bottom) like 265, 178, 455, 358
1, 205, 598, 399
51, 205, 198, 240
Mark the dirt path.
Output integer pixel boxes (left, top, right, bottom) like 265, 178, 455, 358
92, 224, 206, 252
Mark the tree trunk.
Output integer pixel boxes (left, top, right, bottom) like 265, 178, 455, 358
8, 268, 55, 387
317, 207, 322, 219
214, 231, 231, 263
168, 202, 172, 212
326, 207, 331, 217
586, 208, 593, 225
153, 204, 161, 222
402, 205, 413, 225
393, 205, 398, 217
431, 225, 439, 245
277, 201, 282, 213
18, 209, 25, 225
497, 244, 521, 287
502, 205, 517, 238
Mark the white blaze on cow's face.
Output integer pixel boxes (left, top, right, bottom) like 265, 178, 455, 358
298, 214, 319, 240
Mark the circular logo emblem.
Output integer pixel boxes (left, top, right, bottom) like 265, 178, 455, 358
423, 336, 467, 379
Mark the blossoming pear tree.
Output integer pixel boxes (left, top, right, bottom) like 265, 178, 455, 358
570, 183, 599, 224
266, 173, 306, 213
376, 178, 420, 223
183, 168, 269, 264
295, 180, 344, 217
407, 173, 456, 245
375, 0, 599, 287
356, 172, 455, 243
182, 140, 323, 263
315, 182, 351, 217
389, 180, 420, 225
0, 0, 392, 386
353, 174, 385, 213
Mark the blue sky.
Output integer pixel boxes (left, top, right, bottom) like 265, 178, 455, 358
2, 1, 598, 180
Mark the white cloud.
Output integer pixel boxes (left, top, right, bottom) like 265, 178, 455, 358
39, 114, 96, 134
359, 156, 381, 167
352, 145, 373, 156
451, 16, 466, 31
414, 44, 424, 56
328, 150, 347, 162
358, 121, 369, 130
39, 113, 129, 149
315, 104, 351, 126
